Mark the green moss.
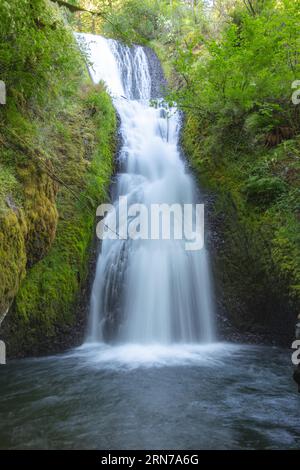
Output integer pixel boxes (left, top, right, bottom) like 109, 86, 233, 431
0, 209, 27, 317
0, 0, 117, 356
3, 85, 116, 356
182, 109, 300, 336
0, 166, 20, 209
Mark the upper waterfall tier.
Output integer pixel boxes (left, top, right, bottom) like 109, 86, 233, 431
76, 32, 166, 100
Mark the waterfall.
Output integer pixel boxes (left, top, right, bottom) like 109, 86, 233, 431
76, 33, 215, 344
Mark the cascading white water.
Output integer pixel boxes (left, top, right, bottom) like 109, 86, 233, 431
76, 33, 215, 344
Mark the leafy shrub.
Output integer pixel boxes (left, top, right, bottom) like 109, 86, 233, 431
0, 0, 83, 107
243, 175, 286, 205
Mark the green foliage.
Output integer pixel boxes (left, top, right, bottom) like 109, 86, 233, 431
170, 0, 300, 331
97, 0, 206, 44
0, 0, 117, 356
243, 175, 287, 206
183, 112, 300, 332
173, 0, 300, 127
272, 219, 300, 299
0, 0, 84, 107
101, 0, 159, 43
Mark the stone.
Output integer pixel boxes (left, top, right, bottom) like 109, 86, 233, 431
293, 365, 300, 392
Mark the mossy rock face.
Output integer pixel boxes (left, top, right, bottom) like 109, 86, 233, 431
0, 157, 59, 326
182, 111, 300, 345
0, 0, 117, 356
210, 195, 295, 340
0, 128, 60, 329
17, 160, 59, 266
0, 208, 27, 318
1, 85, 116, 357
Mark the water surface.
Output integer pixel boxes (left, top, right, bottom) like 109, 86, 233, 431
0, 343, 299, 449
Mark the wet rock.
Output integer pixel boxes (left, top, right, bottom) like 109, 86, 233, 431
143, 46, 167, 99
293, 365, 300, 392
295, 314, 300, 340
